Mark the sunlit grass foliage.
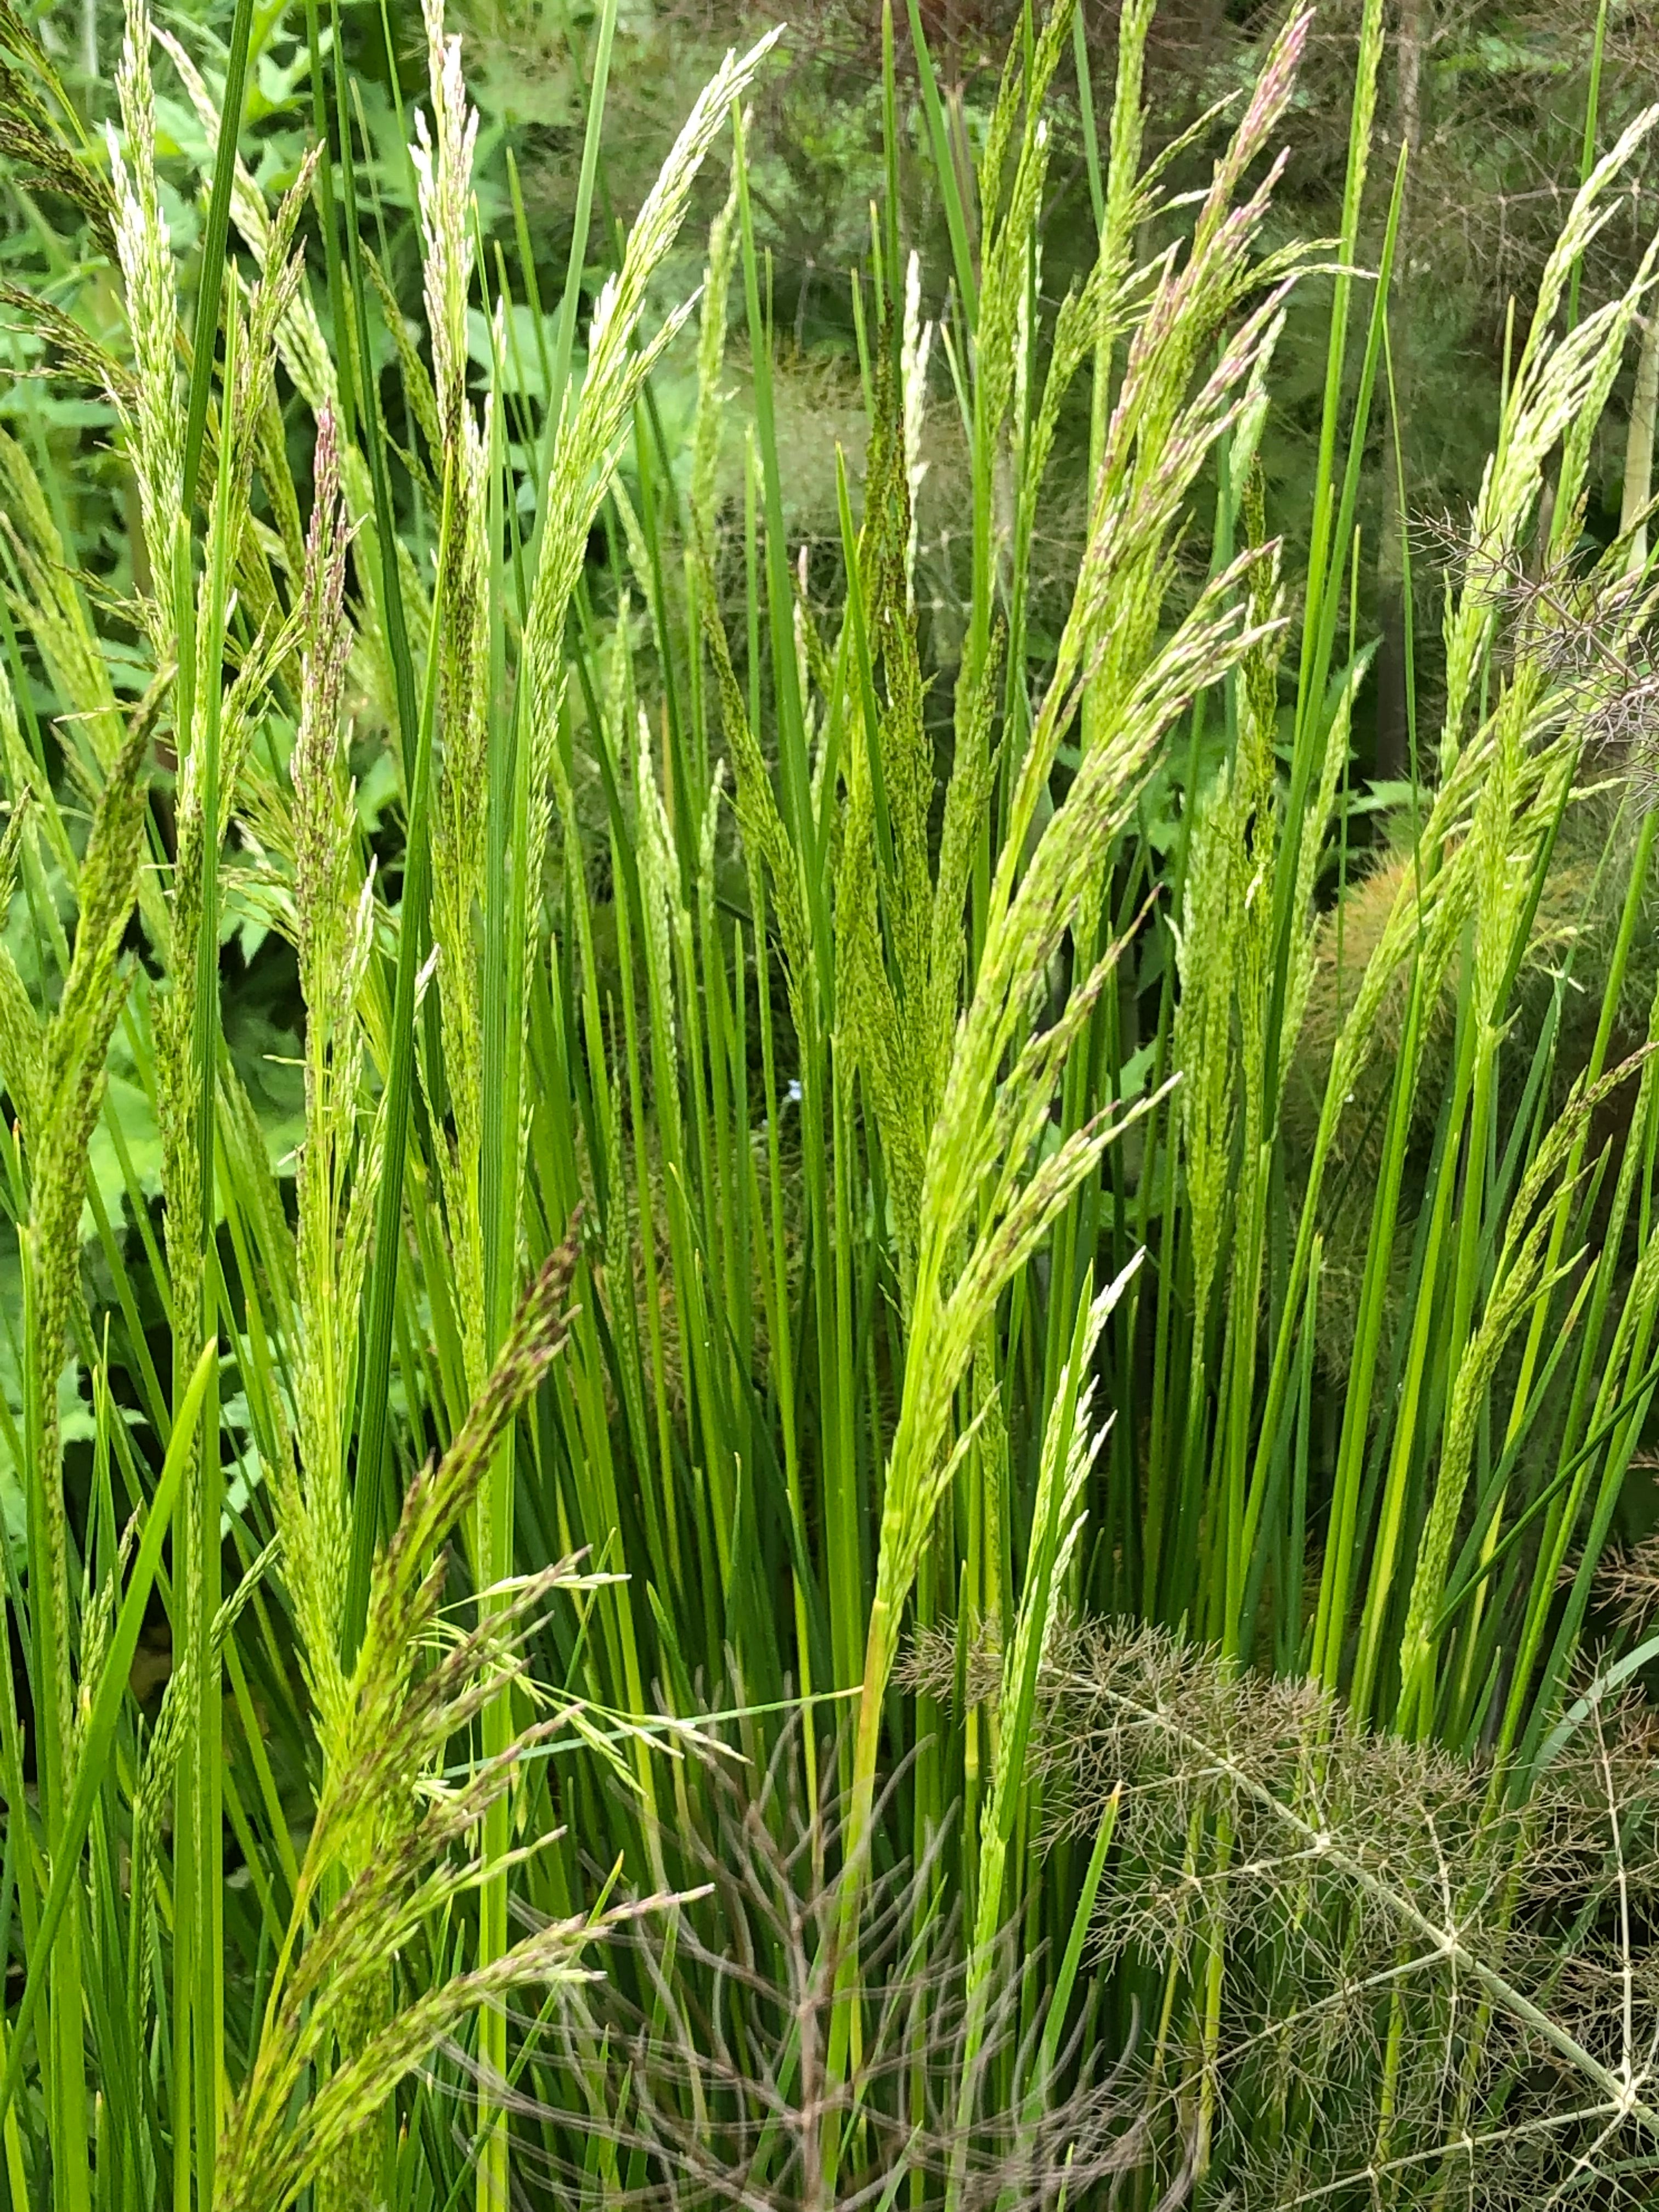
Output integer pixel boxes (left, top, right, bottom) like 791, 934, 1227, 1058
3, 0, 1659, 2202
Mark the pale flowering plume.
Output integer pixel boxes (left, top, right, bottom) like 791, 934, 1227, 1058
690, 166, 740, 543
1013, 227, 1037, 442
973, 7, 1070, 476
900, 249, 933, 608
0, 786, 43, 1139
153, 25, 340, 417
414, 0, 493, 1382
1466, 697, 1533, 1034
1438, 109, 1659, 753
408, 0, 487, 824
235, 151, 320, 465
294, 411, 352, 896
285, 407, 377, 1742
1171, 763, 1239, 1339
522, 28, 785, 741
411, 0, 479, 449
106, 0, 182, 629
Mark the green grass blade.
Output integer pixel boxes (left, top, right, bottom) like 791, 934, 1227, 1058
0, 1337, 217, 2135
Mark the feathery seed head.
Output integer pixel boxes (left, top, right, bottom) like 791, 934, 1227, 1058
293, 408, 353, 988
691, 167, 739, 539
413, 0, 479, 444
900, 251, 934, 606
106, 0, 180, 618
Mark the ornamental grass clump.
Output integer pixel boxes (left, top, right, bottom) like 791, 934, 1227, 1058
6, 0, 1659, 2200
